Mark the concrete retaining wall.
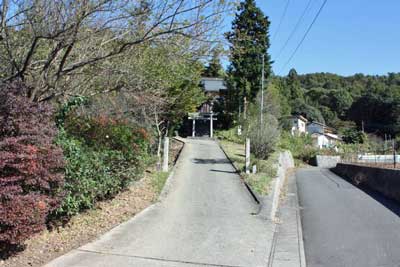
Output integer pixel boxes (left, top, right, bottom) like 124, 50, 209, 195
332, 163, 400, 202
315, 155, 341, 168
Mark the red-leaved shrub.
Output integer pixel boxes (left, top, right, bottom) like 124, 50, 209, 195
0, 82, 64, 249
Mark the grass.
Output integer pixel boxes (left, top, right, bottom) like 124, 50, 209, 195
220, 140, 278, 196
215, 127, 244, 144
151, 171, 170, 194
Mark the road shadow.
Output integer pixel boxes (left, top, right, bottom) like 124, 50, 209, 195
331, 169, 400, 218
358, 185, 400, 217
192, 158, 231, 164
210, 169, 237, 174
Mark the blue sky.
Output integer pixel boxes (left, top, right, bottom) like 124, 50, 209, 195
222, 0, 400, 76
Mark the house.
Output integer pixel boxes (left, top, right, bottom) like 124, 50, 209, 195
310, 132, 342, 149
289, 115, 308, 135
307, 121, 342, 149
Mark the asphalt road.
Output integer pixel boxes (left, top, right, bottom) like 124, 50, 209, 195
46, 139, 273, 267
297, 168, 400, 267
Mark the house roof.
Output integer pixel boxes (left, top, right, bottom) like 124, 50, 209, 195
308, 121, 326, 127
307, 121, 337, 133
200, 77, 227, 92
325, 132, 342, 140
288, 115, 308, 122
311, 132, 342, 141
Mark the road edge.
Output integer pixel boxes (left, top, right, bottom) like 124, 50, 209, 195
294, 172, 307, 267
217, 140, 262, 206
158, 137, 186, 201
268, 172, 307, 267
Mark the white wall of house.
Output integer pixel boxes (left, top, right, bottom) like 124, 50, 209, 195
313, 134, 339, 149
291, 118, 307, 135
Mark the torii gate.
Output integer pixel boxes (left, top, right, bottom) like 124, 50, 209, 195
188, 112, 217, 138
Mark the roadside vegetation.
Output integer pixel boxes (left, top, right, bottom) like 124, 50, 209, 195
218, 139, 277, 196
151, 172, 170, 195
0, 0, 229, 261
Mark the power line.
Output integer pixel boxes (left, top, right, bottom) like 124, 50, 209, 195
279, 0, 328, 75
275, 0, 315, 60
272, 0, 291, 42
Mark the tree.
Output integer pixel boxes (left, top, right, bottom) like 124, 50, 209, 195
279, 71, 400, 135
286, 68, 304, 103
0, 0, 229, 102
225, 0, 272, 113
328, 89, 353, 117
203, 48, 224, 77
292, 99, 325, 124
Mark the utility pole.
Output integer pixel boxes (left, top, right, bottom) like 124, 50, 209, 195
238, 103, 242, 136
385, 134, 387, 154
260, 54, 265, 125
361, 120, 365, 133
243, 97, 247, 120
238, 103, 241, 120
393, 139, 396, 169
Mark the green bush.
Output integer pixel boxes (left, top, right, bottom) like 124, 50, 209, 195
215, 127, 244, 144
279, 132, 318, 164
64, 115, 149, 156
53, 115, 151, 218
247, 115, 280, 160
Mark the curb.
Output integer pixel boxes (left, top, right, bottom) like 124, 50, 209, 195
270, 151, 295, 221
294, 172, 307, 267
217, 140, 262, 206
158, 137, 186, 201
268, 172, 307, 267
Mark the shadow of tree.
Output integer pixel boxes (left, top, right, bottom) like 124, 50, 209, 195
209, 169, 237, 174
192, 158, 231, 164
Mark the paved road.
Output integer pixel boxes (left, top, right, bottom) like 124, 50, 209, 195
46, 139, 274, 267
297, 168, 400, 267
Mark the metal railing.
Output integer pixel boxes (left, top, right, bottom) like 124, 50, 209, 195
341, 140, 400, 169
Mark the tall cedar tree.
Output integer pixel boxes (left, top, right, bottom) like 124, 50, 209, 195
203, 49, 224, 78
287, 68, 304, 102
225, 0, 272, 113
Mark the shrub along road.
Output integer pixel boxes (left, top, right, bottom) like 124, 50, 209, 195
297, 168, 400, 267
45, 139, 275, 267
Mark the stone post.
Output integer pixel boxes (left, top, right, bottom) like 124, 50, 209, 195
192, 119, 196, 138
210, 112, 213, 138
246, 138, 250, 174
162, 137, 169, 172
